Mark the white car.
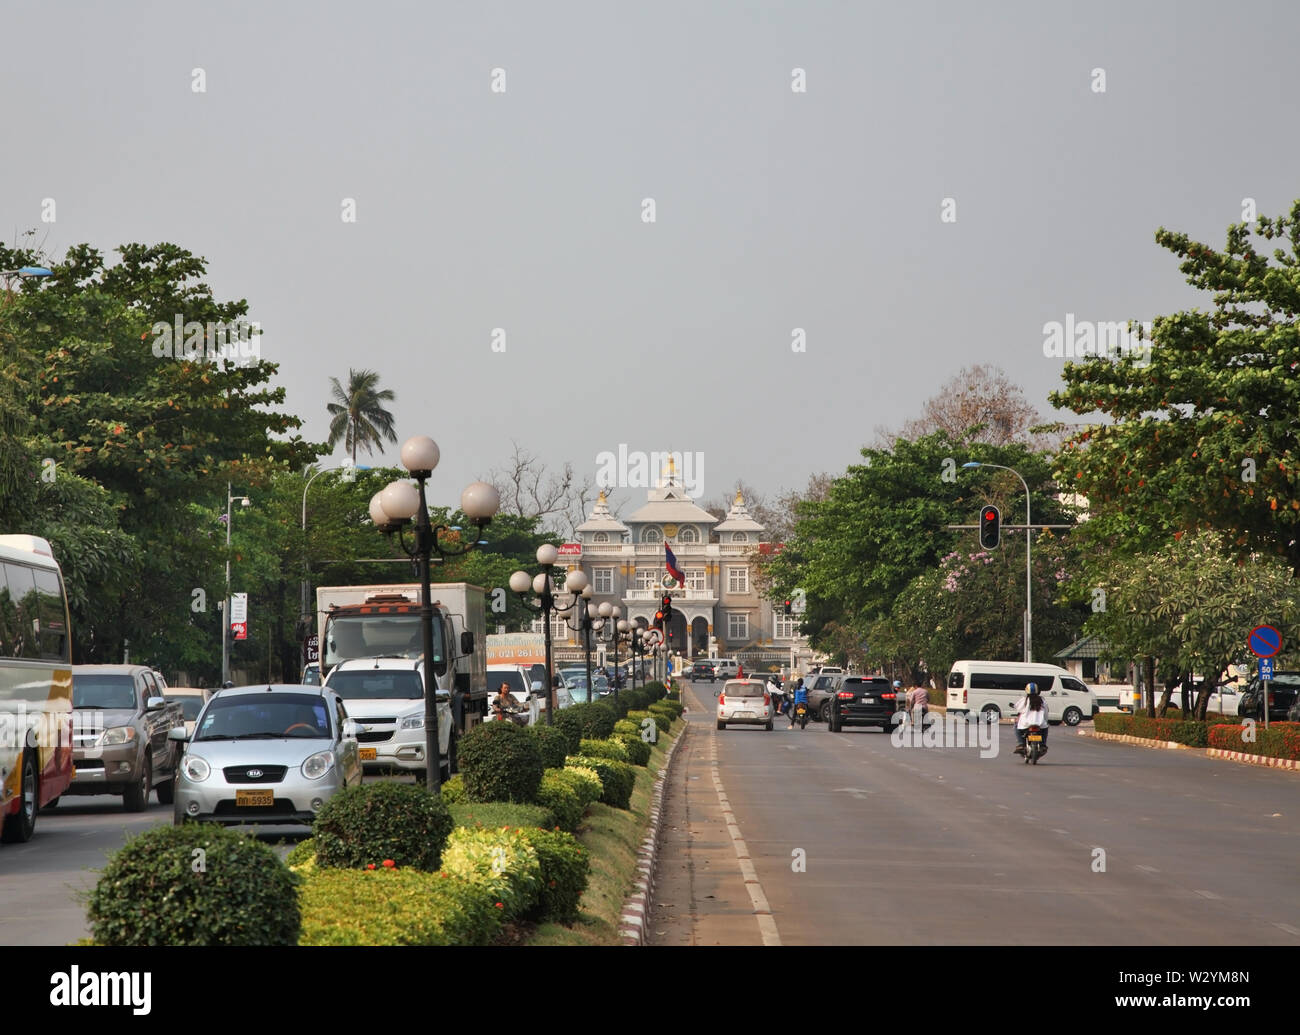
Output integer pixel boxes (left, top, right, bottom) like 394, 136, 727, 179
324, 658, 452, 781
715, 679, 775, 731
164, 687, 212, 737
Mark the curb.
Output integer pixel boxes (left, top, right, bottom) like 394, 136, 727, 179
1082, 730, 1299, 771
618, 721, 685, 946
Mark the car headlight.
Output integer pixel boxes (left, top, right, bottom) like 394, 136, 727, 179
398, 716, 425, 730
301, 750, 336, 780
100, 725, 137, 746
183, 755, 211, 782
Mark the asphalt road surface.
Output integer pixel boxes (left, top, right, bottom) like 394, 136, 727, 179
650, 679, 1300, 945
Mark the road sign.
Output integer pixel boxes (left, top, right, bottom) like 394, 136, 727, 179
1259, 658, 1275, 680
1247, 624, 1282, 658
231, 621, 248, 641
304, 634, 319, 664
231, 593, 248, 625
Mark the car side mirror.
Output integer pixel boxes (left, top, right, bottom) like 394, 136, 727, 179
531, 680, 543, 694
342, 720, 363, 739
167, 727, 188, 742
460, 630, 475, 654
714, 688, 720, 697
146, 696, 166, 711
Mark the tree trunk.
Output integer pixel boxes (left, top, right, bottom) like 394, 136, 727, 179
1144, 657, 1156, 718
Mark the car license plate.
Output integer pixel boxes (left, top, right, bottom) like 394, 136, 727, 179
360, 747, 377, 761
235, 789, 274, 807
735, 711, 754, 719
861, 696, 874, 704
1028, 734, 1042, 743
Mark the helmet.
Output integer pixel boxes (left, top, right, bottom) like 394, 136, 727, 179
893, 680, 902, 688
1026, 682, 1038, 694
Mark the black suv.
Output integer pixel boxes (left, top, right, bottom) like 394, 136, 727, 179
827, 676, 900, 732
689, 661, 717, 682
1238, 672, 1300, 723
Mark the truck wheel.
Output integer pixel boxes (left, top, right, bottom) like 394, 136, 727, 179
155, 777, 175, 805
123, 759, 151, 813
1, 750, 37, 843
1062, 707, 1083, 727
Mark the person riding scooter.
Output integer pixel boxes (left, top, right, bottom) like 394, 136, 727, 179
1012, 683, 1049, 757
790, 678, 809, 729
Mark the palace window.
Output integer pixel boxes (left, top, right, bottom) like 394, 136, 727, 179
727, 566, 749, 593
727, 613, 749, 640
593, 567, 614, 594
642, 527, 662, 544
678, 526, 699, 544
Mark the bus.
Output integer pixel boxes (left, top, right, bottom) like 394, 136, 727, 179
0, 535, 74, 843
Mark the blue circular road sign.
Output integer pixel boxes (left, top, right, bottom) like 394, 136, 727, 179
1248, 624, 1282, 658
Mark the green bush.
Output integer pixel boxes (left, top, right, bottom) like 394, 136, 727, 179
440, 773, 465, 803
1208, 721, 1300, 760
299, 868, 499, 946
458, 720, 544, 803
536, 769, 585, 832
565, 754, 635, 809
613, 718, 640, 738
553, 707, 586, 756
530, 723, 571, 769
652, 699, 684, 720
450, 801, 556, 831
284, 837, 316, 867
314, 782, 453, 872
625, 710, 662, 746
632, 708, 671, 736
517, 826, 590, 925
579, 737, 631, 762
551, 766, 603, 808
614, 733, 651, 766
87, 824, 300, 946
442, 826, 543, 920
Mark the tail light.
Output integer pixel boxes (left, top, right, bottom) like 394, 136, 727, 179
837, 691, 853, 699
963, 689, 968, 705
718, 693, 725, 705
1269, 693, 1275, 706
882, 692, 896, 700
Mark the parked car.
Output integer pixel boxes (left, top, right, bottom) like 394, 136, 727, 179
67, 665, 186, 811
324, 657, 453, 782
805, 672, 845, 722
713, 659, 740, 680
171, 683, 361, 826
715, 678, 774, 731
164, 687, 212, 737
563, 674, 610, 703
689, 660, 717, 682
301, 662, 321, 686
1237, 672, 1300, 723
827, 676, 899, 732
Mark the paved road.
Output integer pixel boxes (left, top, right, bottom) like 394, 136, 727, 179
650, 679, 1300, 945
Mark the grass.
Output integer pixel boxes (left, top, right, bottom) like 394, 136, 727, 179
528, 722, 681, 945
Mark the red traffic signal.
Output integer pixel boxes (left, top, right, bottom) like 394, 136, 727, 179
653, 610, 665, 630
783, 599, 792, 615
979, 505, 1001, 549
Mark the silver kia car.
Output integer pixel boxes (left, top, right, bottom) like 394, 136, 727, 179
170, 684, 361, 826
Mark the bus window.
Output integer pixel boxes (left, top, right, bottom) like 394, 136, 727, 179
3, 563, 39, 660
32, 566, 69, 663
0, 569, 19, 659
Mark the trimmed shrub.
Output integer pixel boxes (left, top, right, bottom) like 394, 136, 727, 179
299, 868, 499, 946
652, 699, 684, 720
583, 700, 619, 739
530, 723, 571, 769
1208, 721, 1300, 760
536, 769, 585, 832
440, 773, 466, 804
284, 837, 316, 868
88, 824, 299, 946
450, 801, 556, 831
458, 720, 544, 803
517, 826, 590, 925
579, 737, 631, 762
612, 718, 640, 738
565, 754, 635, 810
314, 782, 453, 872
634, 707, 672, 736
614, 733, 651, 766
442, 826, 543, 920
1094, 713, 1231, 747
552, 707, 586, 756
552, 766, 603, 808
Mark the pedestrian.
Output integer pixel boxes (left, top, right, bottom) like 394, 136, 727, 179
910, 681, 930, 727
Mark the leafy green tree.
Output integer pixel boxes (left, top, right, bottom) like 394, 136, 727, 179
1051, 201, 1300, 574
326, 369, 398, 464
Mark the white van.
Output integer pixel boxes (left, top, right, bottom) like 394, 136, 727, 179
945, 660, 1098, 726
713, 659, 740, 679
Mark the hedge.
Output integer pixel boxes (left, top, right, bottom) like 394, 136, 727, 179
88, 824, 300, 946
629, 708, 671, 737
458, 720, 544, 803
565, 754, 635, 810
440, 774, 465, 804
536, 769, 585, 832
450, 802, 556, 831
551, 765, 603, 809
299, 868, 499, 946
579, 737, 631, 763
612, 718, 640, 738
313, 782, 453, 872
651, 699, 684, 720
284, 837, 316, 868
613, 732, 651, 766
530, 723, 571, 769
517, 826, 590, 925
1207, 721, 1300, 761
442, 826, 543, 921
1094, 713, 1233, 747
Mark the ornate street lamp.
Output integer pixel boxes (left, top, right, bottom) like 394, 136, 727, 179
510, 551, 589, 724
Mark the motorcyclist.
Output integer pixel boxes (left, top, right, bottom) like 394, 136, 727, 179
790, 678, 809, 729
493, 682, 523, 725
1012, 683, 1049, 756
765, 675, 782, 717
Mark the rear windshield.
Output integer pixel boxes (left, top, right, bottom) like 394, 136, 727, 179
948, 671, 964, 688
167, 696, 206, 720
489, 670, 528, 694
194, 693, 331, 741
726, 682, 765, 697
328, 669, 423, 700
73, 674, 136, 710
844, 678, 888, 687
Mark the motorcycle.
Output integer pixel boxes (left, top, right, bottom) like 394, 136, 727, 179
794, 701, 809, 730
1024, 725, 1045, 764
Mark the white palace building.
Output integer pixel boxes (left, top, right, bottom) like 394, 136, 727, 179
534, 460, 814, 673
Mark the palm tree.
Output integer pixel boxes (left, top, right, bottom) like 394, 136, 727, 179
325, 369, 398, 463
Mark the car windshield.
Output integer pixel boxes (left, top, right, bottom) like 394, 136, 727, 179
324, 613, 444, 668
328, 669, 423, 700
1260, 674, 1300, 690
194, 693, 332, 741
302, 666, 321, 686
167, 696, 206, 721
72, 674, 136, 710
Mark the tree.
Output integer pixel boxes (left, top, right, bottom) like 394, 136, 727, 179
326, 369, 398, 464
487, 442, 597, 538
879, 364, 1046, 448
1051, 201, 1300, 575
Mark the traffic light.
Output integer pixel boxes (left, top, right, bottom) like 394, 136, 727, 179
653, 609, 665, 631
661, 594, 673, 621
979, 504, 1001, 549
783, 599, 792, 615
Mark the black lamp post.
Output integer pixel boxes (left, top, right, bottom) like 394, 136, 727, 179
597, 602, 631, 700
369, 435, 499, 795
510, 550, 589, 724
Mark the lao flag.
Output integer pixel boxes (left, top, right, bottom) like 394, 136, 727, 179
665, 544, 685, 585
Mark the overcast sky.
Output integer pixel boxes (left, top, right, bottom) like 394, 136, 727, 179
4, 0, 1297, 515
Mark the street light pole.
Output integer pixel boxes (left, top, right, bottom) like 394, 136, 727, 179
962, 462, 1033, 662
511, 556, 587, 722
300, 462, 370, 665
222, 484, 251, 686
